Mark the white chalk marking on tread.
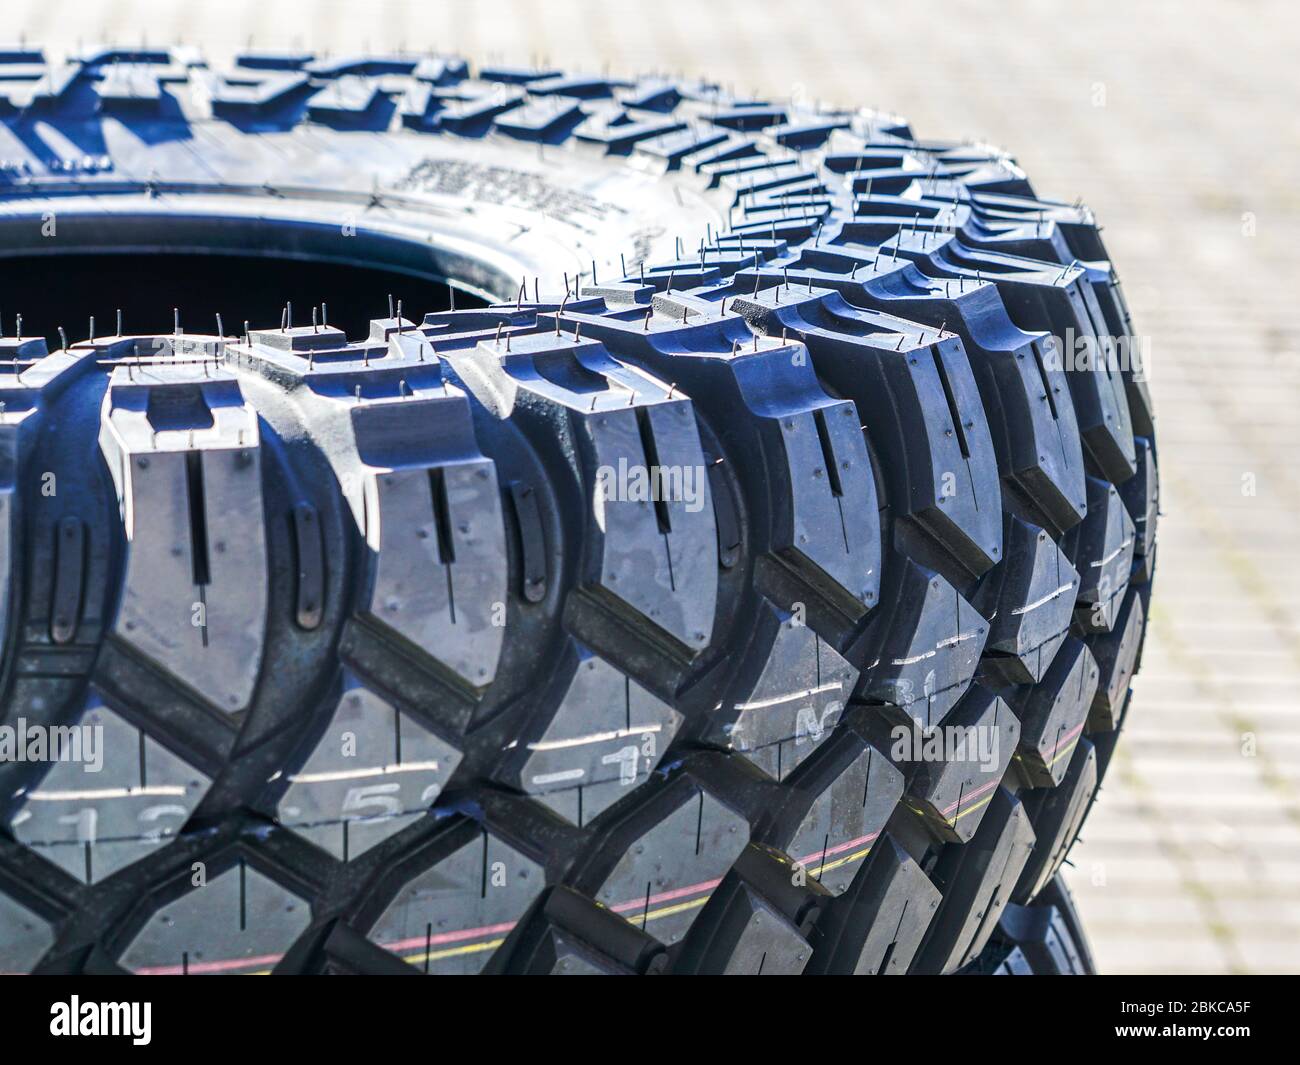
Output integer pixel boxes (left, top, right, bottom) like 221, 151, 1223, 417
1010, 582, 1077, 615
1090, 539, 1133, 568
28, 786, 188, 801
526, 723, 665, 752
530, 768, 586, 786
733, 682, 843, 711
892, 630, 980, 665
287, 760, 441, 785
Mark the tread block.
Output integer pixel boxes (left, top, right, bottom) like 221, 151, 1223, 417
318, 922, 422, 974
708, 105, 788, 132
731, 286, 1003, 582
675, 854, 818, 974
305, 76, 383, 122
1013, 738, 1098, 902
526, 73, 626, 99
0, 888, 55, 973
715, 600, 858, 780
571, 309, 883, 630
575, 115, 686, 155
202, 69, 308, 116
1068, 476, 1136, 633
98, 365, 268, 713
1063, 278, 1139, 482
483, 885, 665, 974
858, 562, 988, 730
1087, 589, 1145, 732
412, 56, 468, 86
397, 82, 436, 127
461, 332, 718, 660
493, 98, 584, 141
363, 830, 543, 974
477, 66, 562, 85
699, 888, 813, 974
508, 646, 682, 820
616, 80, 682, 113
765, 116, 850, 149
584, 402, 716, 651
437, 87, 525, 132
18, 62, 79, 110
118, 859, 310, 974
1007, 636, 1098, 788
727, 351, 881, 619
778, 739, 902, 894
993, 896, 1089, 974
632, 127, 730, 172
894, 684, 1019, 844
351, 384, 509, 693
805, 835, 940, 974
951, 252, 1135, 483
993, 331, 1089, 535
697, 144, 773, 183
752, 259, 1088, 535
977, 515, 1079, 684
234, 50, 314, 71
719, 166, 821, 201
304, 55, 420, 78
531, 938, 623, 973
592, 785, 749, 947
1119, 435, 1158, 576
681, 133, 761, 172
911, 787, 1035, 974
9, 698, 210, 884
1082, 268, 1150, 441
95, 63, 165, 112
275, 675, 463, 860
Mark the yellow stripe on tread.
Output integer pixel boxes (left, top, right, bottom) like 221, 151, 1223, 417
402, 937, 506, 967
808, 845, 872, 879
1047, 736, 1081, 769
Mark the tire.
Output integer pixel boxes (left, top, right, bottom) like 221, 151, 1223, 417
0, 47, 1156, 976
963, 875, 1098, 975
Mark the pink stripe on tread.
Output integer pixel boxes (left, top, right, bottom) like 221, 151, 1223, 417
381, 919, 519, 954
609, 876, 724, 913
939, 775, 1001, 817
1049, 720, 1086, 755
794, 830, 880, 867
135, 950, 285, 975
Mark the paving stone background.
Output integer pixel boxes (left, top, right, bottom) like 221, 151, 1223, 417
2, 0, 1296, 974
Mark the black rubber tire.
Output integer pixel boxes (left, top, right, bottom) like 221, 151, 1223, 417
0, 48, 1156, 975
961, 875, 1098, 975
